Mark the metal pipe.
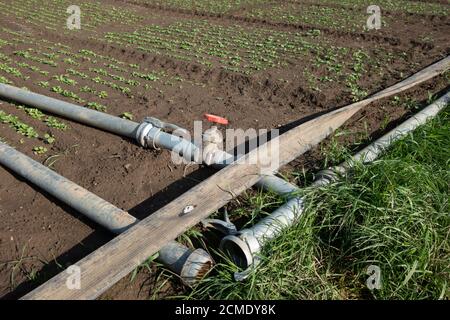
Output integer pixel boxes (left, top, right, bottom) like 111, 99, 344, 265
138, 124, 199, 161
0, 141, 212, 284
0, 84, 295, 211
220, 91, 450, 278
0, 83, 139, 138
220, 178, 304, 278
314, 90, 450, 186
0, 83, 199, 161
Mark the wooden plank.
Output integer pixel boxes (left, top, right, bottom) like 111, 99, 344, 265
22, 56, 449, 300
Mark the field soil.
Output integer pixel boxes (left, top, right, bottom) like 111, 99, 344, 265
0, 0, 448, 299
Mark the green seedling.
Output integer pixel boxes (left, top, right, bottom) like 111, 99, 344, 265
120, 112, 133, 120
44, 133, 55, 144
98, 91, 108, 99
45, 116, 67, 130
37, 81, 49, 88
33, 146, 48, 155
85, 102, 107, 112
0, 110, 39, 138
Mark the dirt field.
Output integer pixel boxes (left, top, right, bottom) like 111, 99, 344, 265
0, 0, 448, 299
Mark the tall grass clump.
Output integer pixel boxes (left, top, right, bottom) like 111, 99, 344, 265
186, 106, 449, 300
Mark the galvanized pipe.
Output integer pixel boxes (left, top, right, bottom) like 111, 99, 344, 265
0, 83, 139, 138
0, 83, 198, 161
220, 91, 450, 277
0, 141, 212, 284
220, 177, 303, 274
314, 90, 450, 186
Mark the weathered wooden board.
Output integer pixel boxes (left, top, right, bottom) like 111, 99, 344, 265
22, 57, 449, 299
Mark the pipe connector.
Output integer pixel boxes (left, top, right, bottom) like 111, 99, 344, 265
136, 120, 156, 148
136, 117, 199, 162
220, 230, 260, 270
312, 165, 348, 187
136, 117, 191, 149
219, 196, 303, 280
202, 126, 223, 166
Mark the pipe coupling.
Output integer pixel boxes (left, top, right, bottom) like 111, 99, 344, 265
136, 121, 157, 148
220, 229, 261, 269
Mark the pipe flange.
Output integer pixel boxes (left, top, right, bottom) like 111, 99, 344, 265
136, 121, 163, 150
220, 231, 260, 270
220, 235, 253, 269
240, 231, 261, 256
149, 128, 162, 150
179, 248, 213, 286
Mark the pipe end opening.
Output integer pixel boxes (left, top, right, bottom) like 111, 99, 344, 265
220, 235, 253, 270
180, 248, 213, 285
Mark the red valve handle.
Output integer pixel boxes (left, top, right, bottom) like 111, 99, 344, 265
204, 113, 229, 125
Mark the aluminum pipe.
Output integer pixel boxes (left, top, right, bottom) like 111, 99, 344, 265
0, 142, 212, 284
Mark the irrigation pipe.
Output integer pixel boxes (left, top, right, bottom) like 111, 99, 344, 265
0, 57, 448, 282
0, 83, 198, 161
220, 90, 450, 280
0, 83, 315, 279
0, 56, 448, 163
0, 142, 212, 284
313, 90, 450, 186
0, 83, 320, 231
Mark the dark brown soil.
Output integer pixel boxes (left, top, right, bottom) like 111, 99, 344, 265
0, 0, 448, 299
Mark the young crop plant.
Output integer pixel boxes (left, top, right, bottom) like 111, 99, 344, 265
0, 75, 11, 84
63, 58, 79, 66
51, 86, 83, 103
97, 91, 108, 99
45, 116, 68, 130
90, 67, 108, 76
102, 20, 340, 75
0, 110, 39, 138
0, 52, 12, 62
32, 146, 48, 155
345, 50, 369, 102
132, 71, 160, 81
18, 106, 45, 120
53, 74, 77, 86
85, 102, 107, 112
140, 0, 270, 15
43, 133, 55, 144
120, 112, 133, 120
0, 38, 8, 47
320, 0, 449, 16
15, 61, 49, 75
37, 81, 49, 88
14, 50, 58, 67
66, 68, 88, 79
0, 63, 28, 79
80, 86, 96, 93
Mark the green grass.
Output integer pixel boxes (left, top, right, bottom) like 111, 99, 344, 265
183, 106, 449, 300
